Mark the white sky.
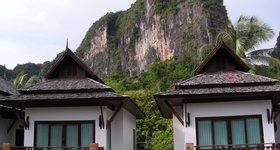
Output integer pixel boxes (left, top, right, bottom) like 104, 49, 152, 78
0, 0, 279, 69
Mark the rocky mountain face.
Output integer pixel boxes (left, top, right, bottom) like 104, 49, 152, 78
76, 0, 228, 76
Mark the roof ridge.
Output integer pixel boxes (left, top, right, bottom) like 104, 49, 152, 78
19, 79, 53, 91
175, 70, 278, 90
87, 78, 111, 89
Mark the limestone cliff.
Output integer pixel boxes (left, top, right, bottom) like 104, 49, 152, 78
76, 0, 228, 76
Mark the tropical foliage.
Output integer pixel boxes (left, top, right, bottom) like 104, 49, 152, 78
125, 90, 173, 150
215, 15, 275, 64
272, 32, 280, 59
103, 59, 194, 93
1, 11, 279, 150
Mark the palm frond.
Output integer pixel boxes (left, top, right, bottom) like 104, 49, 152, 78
247, 48, 274, 57
247, 55, 280, 66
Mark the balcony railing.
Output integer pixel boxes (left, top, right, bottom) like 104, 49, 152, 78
194, 143, 280, 150
9, 147, 104, 150
1, 143, 104, 150
10, 147, 89, 150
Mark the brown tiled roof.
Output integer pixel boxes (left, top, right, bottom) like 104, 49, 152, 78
157, 84, 280, 96
0, 47, 145, 119
0, 92, 145, 119
155, 42, 280, 118
0, 77, 18, 95
176, 71, 277, 89
9, 92, 124, 100
194, 41, 249, 75
19, 78, 113, 94
45, 48, 104, 83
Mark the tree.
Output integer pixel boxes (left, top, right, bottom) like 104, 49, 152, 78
13, 72, 27, 89
125, 90, 173, 150
24, 75, 39, 88
38, 61, 52, 78
272, 32, 280, 59
216, 15, 275, 63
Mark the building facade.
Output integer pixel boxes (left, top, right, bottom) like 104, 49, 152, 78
0, 46, 144, 150
155, 42, 280, 149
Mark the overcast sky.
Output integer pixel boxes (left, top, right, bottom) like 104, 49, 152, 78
0, 0, 279, 69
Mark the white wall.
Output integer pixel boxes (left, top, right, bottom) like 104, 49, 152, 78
24, 106, 108, 148
173, 100, 274, 148
24, 106, 136, 150
0, 117, 13, 143
173, 106, 185, 150
111, 108, 136, 150
0, 117, 20, 146
122, 109, 136, 150
111, 108, 123, 150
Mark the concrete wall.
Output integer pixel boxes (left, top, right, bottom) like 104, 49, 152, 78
122, 109, 136, 150
173, 106, 185, 150
24, 106, 108, 148
111, 108, 136, 150
111, 108, 123, 150
0, 117, 20, 146
24, 106, 136, 150
173, 100, 274, 148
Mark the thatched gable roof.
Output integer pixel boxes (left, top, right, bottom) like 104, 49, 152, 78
19, 78, 113, 94
176, 71, 277, 89
0, 77, 18, 96
194, 42, 249, 75
154, 42, 280, 118
0, 47, 145, 119
45, 47, 104, 83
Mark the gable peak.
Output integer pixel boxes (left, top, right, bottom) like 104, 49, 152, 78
194, 42, 249, 75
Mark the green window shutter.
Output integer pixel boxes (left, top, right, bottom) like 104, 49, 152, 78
50, 125, 63, 150
198, 120, 213, 146
66, 125, 79, 149
81, 123, 94, 148
246, 118, 261, 144
231, 120, 246, 145
36, 124, 49, 148
214, 120, 228, 145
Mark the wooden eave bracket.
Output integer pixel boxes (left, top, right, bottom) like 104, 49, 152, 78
106, 102, 124, 129
272, 94, 280, 124
165, 101, 184, 126
7, 118, 17, 133
13, 107, 28, 129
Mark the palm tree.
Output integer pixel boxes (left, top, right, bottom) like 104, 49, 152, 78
13, 72, 27, 89
215, 15, 275, 64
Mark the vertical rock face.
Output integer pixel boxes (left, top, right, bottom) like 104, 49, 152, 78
76, 0, 228, 76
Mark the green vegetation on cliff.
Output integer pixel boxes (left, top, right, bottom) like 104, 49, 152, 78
76, 0, 144, 58
154, 0, 178, 17
76, 0, 228, 77
103, 59, 194, 93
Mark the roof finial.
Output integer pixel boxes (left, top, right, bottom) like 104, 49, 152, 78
66, 39, 69, 50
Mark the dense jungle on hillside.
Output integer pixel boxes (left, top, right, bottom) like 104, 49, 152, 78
1, 0, 280, 149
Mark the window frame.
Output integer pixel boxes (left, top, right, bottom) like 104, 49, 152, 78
195, 115, 264, 146
34, 120, 95, 147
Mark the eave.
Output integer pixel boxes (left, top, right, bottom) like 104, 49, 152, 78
0, 95, 145, 119
155, 91, 280, 118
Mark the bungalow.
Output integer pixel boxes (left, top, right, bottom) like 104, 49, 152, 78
0, 77, 21, 146
0, 45, 144, 150
154, 42, 280, 149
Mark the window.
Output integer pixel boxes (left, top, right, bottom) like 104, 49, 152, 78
35, 121, 95, 149
196, 116, 263, 148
